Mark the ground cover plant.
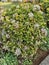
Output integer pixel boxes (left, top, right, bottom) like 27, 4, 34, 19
0, 1, 49, 65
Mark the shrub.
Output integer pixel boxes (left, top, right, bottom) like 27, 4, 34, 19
0, 3, 49, 63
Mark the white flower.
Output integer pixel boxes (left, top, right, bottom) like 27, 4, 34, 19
13, 21, 19, 28
34, 23, 40, 28
6, 34, 10, 39
33, 5, 40, 11
15, 48, 21, 56
28, 12, 34, 18
41, 28, 47, 36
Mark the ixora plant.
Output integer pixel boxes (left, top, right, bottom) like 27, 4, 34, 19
0, 3, 49, 65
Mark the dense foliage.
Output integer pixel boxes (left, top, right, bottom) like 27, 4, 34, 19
0, 52, 33, 65
0, 1, 49, 65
